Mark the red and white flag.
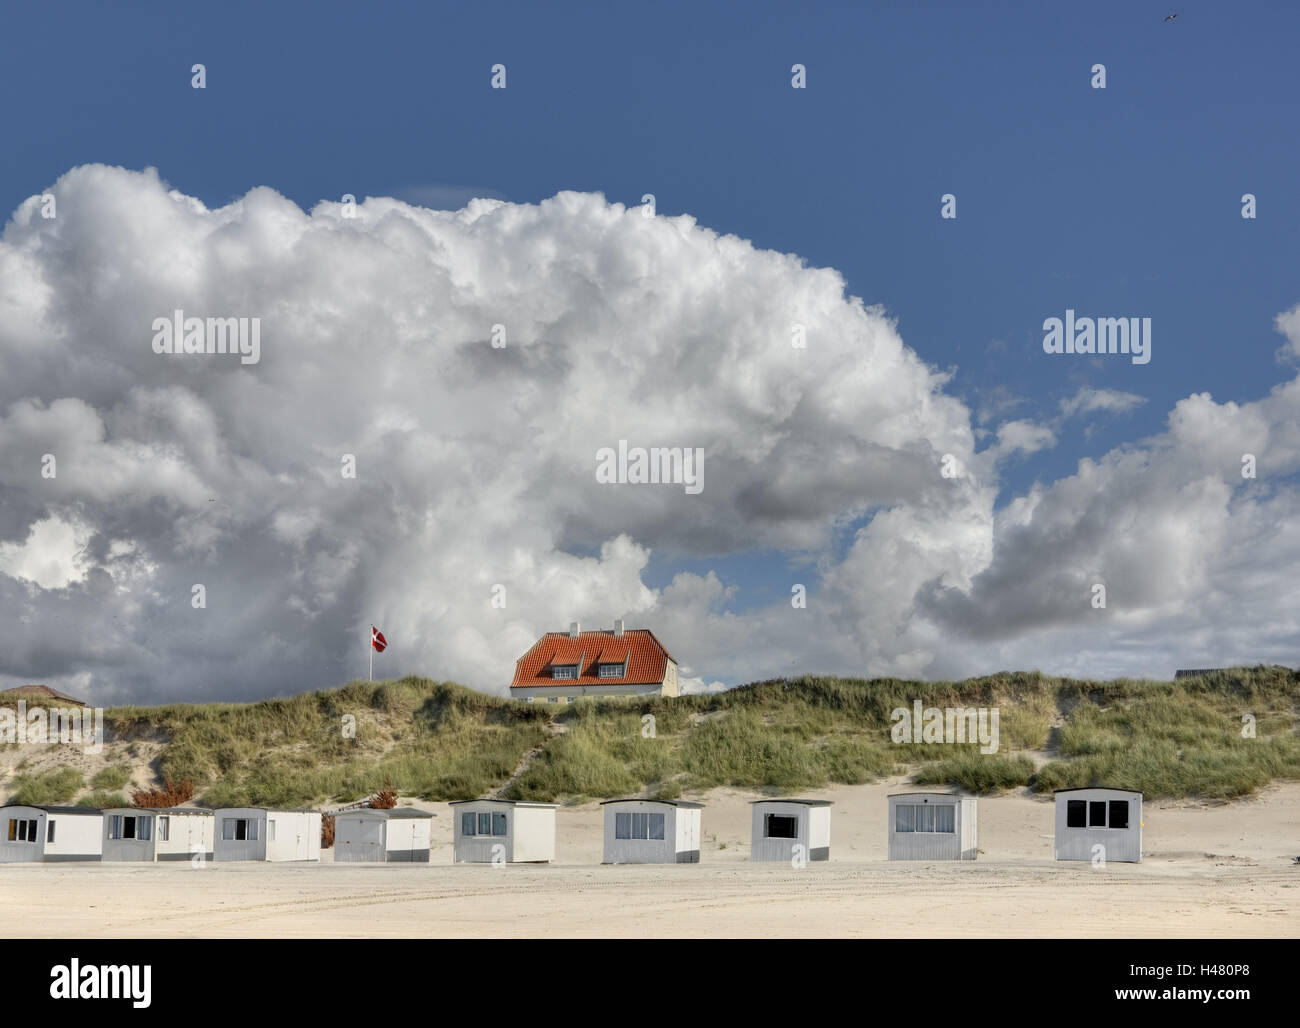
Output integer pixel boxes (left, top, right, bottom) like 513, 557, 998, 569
371, 626, 387, 652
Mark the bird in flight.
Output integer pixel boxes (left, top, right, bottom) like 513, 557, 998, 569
1164, 12, 1179, 20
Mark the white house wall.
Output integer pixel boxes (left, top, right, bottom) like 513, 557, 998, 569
510, 806, 556, 863
602, 801, 698, 864
751, 803, 831, 862
453, 803, 516, 863
1, 806, 49, 863
154, 814, 215, 862
887, 795, 977, 861
1055, 790, 1142, 863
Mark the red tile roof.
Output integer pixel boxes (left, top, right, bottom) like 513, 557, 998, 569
510, 629, 675, 688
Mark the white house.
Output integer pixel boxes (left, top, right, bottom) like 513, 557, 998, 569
750, 799, 831, 862
102, 807, 215, 862
332, 808, 435, 863
1054, 788, 1143, 863
212, 808, 322, 862
451, 799, 557, 863
601, 798, 703, 864
509, 620, 680, 702
887, 792, 978, 860
0, 805, 103, 862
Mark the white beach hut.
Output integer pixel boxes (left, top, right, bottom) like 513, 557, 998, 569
887, 792, 978, 860
1054, 788, 1142, 863
212, 807, 322, 862
451, 799, 557, 863
750, 799, 831, 862
0, 805, 103, 862
102, 807, 215, 862
332, 808, 435, 863
601, 798, 703, 864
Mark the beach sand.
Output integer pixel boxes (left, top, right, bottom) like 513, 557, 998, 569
3, 779, 1297, 937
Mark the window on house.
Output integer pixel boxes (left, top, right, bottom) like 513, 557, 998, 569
1066, 800, 1087, 828
137, 817, 151, 842
547, 696, 560, 703
895, 805, 916, 833
615, 812, 666, 840
598, 663, 625, 678
268, 820, 276, 842
1089, 801, 1107, 828
158, 817, 169, 842
462, 811, 507, 837
223, 818, 258, 841
765, 814, 798, 839
1108, 800, 1129, 829
123, 816, 137, 840
18, 819, 37, 842
932, 804, 956, 833
553, 665, 577, 680
47, 821, 55, 843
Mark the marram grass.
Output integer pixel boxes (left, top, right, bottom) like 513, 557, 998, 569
3, 667, 1294, 807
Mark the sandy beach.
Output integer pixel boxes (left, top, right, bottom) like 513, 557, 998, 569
3, 779, 1298, 938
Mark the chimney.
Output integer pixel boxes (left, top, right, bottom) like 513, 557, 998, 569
613, 618, 625, 637
569, 621, 580, 638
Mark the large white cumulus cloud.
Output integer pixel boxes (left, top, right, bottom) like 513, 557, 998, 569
0, 164, 1296, 702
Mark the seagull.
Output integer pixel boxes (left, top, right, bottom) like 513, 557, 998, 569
1164, 12, 1178, 20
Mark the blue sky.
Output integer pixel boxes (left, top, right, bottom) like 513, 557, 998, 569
6, 3, 1295, 483
2, 2, 1298, 699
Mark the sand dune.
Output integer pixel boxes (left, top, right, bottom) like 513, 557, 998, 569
3, 778, 1297, 938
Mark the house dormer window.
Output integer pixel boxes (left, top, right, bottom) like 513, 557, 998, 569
598, 663, 625, 678
552, 665, 578, 680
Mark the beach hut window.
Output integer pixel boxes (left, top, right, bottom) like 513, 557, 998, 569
5, 819, 13, 841
615, 813, 631, 839
107, 815, 121, 840
1088, 801, 1107, 828
1108, 801, 1129, 829
1066, 801, 1086, 828
158, 817, 169, 841
765, 814, 798, 839
933, 804, 955, 833
123, 816, 136, 840
649, 814, 665, 840
895, 806, 916, 833
13, 818, 38, 842
464, 811, 508, 837
222, 818, 258, 841
47, 820, 55, 843
137, 817, 151, 841
268, 820, 276, 841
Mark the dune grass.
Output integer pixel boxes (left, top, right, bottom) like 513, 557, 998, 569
9, 767, 85, 805
5, 665, 1293, 808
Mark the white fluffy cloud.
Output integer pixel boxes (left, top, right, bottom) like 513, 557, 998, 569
1, 165, 1297, 701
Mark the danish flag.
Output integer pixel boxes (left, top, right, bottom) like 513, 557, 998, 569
371, 626, 387, 652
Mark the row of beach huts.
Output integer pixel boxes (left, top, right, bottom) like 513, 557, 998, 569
0, 788, 1143, 864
